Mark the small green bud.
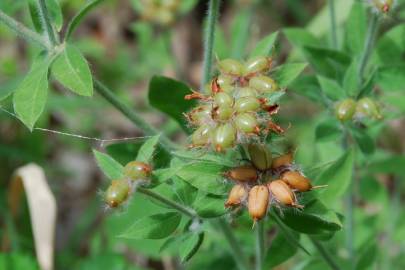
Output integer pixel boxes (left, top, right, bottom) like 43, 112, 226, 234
218, 59, 244, 76
214, 92, 234, 107
234, 113, 259, 133
192, 124, 212, 146
187, 105, 212, 126
244, 56, 271, 75
236, 87, 258, 98
355, 97, 382, 120
247, 143, 272, 171
212, 123, 237, 151
212, 106, 234, 121
124, 161, 152, 181
249, 75, 278, 93
105, 180, 130, 208
234, 96, 261, 113
335, 99, 356, 122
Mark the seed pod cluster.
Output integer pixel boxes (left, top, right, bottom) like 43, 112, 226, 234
186, 56, 284, 152
138, 0, 181, 26
335, 97, 382, 122
223, 144, 324, 223
103, 160, 153, 209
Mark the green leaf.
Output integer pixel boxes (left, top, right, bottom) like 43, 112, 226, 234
230, 9, 253, 59
289, 75, 324, 103
93, 150, 124, 180
315, 149, 354, 204
192, 193, 227, 218
264, 230, 299, 268
121, 212, 181, 239
160, 232, 205, 262
172, 149, 237, 167
375, 65, 405, 92
355, 243, 377, 270
13, 53, 51, 130
276, 194, 342, 235
315, 120, 341, 141
367, 155, 405, 174
272, 63, 307, 88
375, 25, 405, 65
52, 45, 93, 96
250, 31, 279, 57
136, 135, 160, 163
344, 2, 367, 54
317, 76, 345, 101
343, 60, 360, 97
175, 162, 229, 195
284, 28, 319, 48
28, 0, 63, 32
148, 76, 196, 133
0, 77, 20, 101
350, 128, 375, 155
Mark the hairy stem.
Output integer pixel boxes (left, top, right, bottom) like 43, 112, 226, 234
255, 220, 265, 270
0, 9, 49, 49
37, 0, 58, 45
215, 218, 250, 270
138, 187, 197, 219
93, 80, 178, 152
310, 237, 341, 270
200, 0, 221, 92
329, 0, 338, 49
358, 13, 379, 83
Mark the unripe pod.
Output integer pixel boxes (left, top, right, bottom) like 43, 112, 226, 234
212, 123, 236, 151
211, 75, 234, 94
335, 99, 356, 122
271, 152, 293, 169
244, 56, 272, 75
224, 165, 258, 182
248, 185, 270, 221
234, 113, 259, 133
124, 161, 152, 181
248, 143, 272, 171
236, 87, 258, 98
218, 59, 244, 76
234, 96, 261, 113
104, 180, 130, 208
281, 171, 312, 192
249, 75, 278, 93
187, 105, 212, 126
225, 184, 247, 208
212, 106, 233, 121
268, 180, 302, 208
191, 124, 212, 146
214, 92, 233, 107
355, 97, 382, 119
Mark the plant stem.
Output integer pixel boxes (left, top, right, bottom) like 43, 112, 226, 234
215, 218, 250, 270
358, 12, 379, 83
255, 220, 265, 270
329, 0, 338, 49
137, 187, 197, 219
200, 0, 221, 92
310, 237, 341, 270
37, 0, 58, 45
0, 9, 49, 49
93, 79, 178, 152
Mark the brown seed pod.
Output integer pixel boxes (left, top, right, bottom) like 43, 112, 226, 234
271, 152, 294, 169
268, 180, 303, 208
225, 184, 247, 208
224, 165, 258, 182
248, 185, 270, 222
281, 171, 311, 192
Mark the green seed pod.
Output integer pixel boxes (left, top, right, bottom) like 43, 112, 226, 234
212, 123, 237, 151
212, 106, 233, 121
249, 75, 278, 93
218, 59, 244, 76
355, 97, 382, 119
234, 113, 259, 133
187, 105, 212, 125
248, 185, 270, 222
191, 124, 212, 146
248, 143, 272, 171
234, 96, 261, 113
335, 99, 356, 122
214, 92, 234, 107
244, 56, 272, 75
124, 161, 152, 181
236, 87, 258, 98
104, 180, 130, 208
225, 165, 258, 182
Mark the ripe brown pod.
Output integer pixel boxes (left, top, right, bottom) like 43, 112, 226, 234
271, 152, 293, 169
224, 165, 258, 182
225, 184, 247, 208
268, 180, 303, 208
281, 171, 312, 192
248, 185, 270, 222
